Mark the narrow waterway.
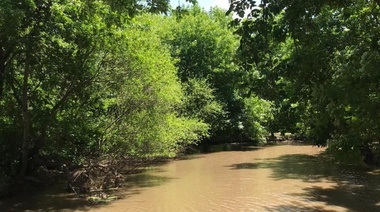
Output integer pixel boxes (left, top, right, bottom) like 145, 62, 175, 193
2, 144, 380, 211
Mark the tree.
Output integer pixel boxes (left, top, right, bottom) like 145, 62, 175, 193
0, 0, 126, 180
0, 0, 204, 188
181, 78, 226, 135
229, 0, 380, 163
98, 18, 209, 157
242, 96, 272, 142
164, 6, 248, 142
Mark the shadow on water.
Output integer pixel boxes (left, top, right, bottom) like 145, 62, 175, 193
0, 172, 174, 211
228, 154, 380, 211
175, 154, 204, 161
196, 140, 311, 154
0, 184, 95, 212
264, 204, 340, 212
123, 172, 173, 189
196, 143, 263, 154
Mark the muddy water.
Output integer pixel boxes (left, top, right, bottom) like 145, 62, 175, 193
2, 144, 380, 211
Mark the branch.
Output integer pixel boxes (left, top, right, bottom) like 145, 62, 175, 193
50, 51, 109, 116
8, 76, 23, 108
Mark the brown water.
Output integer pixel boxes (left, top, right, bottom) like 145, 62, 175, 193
2, 144, 380, 211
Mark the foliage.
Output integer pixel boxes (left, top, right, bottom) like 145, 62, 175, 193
0, 0, 207, 192
181, 78, 226, 134
165, 6, 248, 142
242, 96, 272, 142
99, 20, 209, 157
228, 0, 380, 163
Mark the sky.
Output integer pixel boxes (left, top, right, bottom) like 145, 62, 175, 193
169, 0, 231, 11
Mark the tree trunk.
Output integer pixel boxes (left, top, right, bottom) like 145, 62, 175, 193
18, 56, 31, 181
0, 48, 6, 98
0, 45, 12, 98
0, 63, 4, 97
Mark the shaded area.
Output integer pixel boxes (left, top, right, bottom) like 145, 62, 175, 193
228, 154, 339, 183
0, 172, 173, 211
175, 154, 204, 161
0, 183, 95, 212
228, 153, 380, 211
264, 203, 338, 212
196, 143, 263, 153
123, 172, 173, 189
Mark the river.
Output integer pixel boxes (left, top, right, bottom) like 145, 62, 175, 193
1, 144, 380, 211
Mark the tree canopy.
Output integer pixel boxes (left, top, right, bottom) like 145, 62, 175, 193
228, 0, 380, 163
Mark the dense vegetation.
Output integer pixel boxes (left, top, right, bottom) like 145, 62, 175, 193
228, 0, 380, 164
0, 0, 262, 195
1, 0, 380, 197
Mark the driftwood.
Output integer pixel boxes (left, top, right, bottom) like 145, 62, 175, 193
63, 155, 159, 194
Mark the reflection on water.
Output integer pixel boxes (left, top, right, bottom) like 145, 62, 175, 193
2, 144, 380, 211
197, 143, 263, 153
0, 184, 92, 212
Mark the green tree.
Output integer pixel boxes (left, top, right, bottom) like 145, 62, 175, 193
0, 0, 126, 180
0, 0, 203, 190
165, 6, 247, 142
242, 96, 272, 142
181, 78, 226, 135
98, 19, 209, 157
229, 0, 380, 163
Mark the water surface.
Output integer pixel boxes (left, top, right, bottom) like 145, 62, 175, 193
2, 144, 380, 211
